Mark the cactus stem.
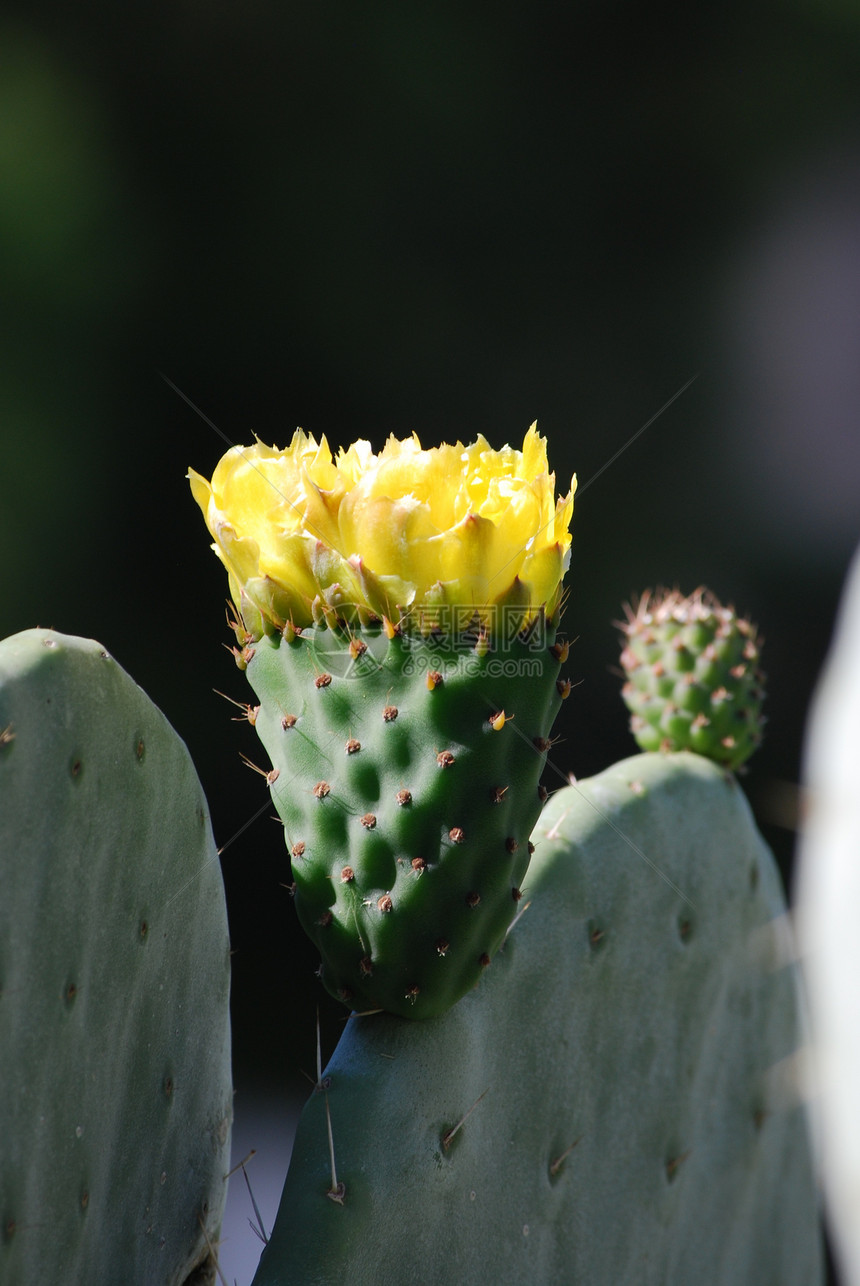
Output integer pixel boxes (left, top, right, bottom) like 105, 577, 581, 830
240, 609, 566, 1019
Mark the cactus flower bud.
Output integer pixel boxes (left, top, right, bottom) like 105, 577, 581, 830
618, 587, 766, 772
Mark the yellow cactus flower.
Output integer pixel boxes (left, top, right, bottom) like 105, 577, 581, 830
189, 424, 575, 633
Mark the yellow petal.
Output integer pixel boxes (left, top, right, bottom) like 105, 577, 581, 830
521, 422, 548, 481
190, 423, 574, 635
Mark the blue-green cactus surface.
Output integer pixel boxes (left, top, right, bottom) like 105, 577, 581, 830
0, 630, 232, 1286
252, 752, 821, 1286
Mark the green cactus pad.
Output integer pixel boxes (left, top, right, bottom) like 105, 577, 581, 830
251, 752, 821, 1286
619, 588, 765, 770
242, 616, 567, 1019
0, 630, 232, 1286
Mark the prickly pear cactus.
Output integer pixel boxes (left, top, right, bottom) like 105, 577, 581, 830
190, 424, 575, 1019
0, 630, 232, 1286
619, 588, 765, 770
243, 616, 567, 1019
252, 753, 821, 1286
797, 545, 860, 1286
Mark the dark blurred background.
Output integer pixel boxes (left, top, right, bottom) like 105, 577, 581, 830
2, 1, 859, 1273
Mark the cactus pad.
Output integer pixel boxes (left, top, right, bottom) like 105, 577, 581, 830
252, 752, 821, 1286
0, 630, 232, 1286
619, 588, 765, 770
242, 616, 567, 1019
797, 545, 860, 1284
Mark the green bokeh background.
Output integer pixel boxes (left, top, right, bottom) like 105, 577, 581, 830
2, 1, 859, 1132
